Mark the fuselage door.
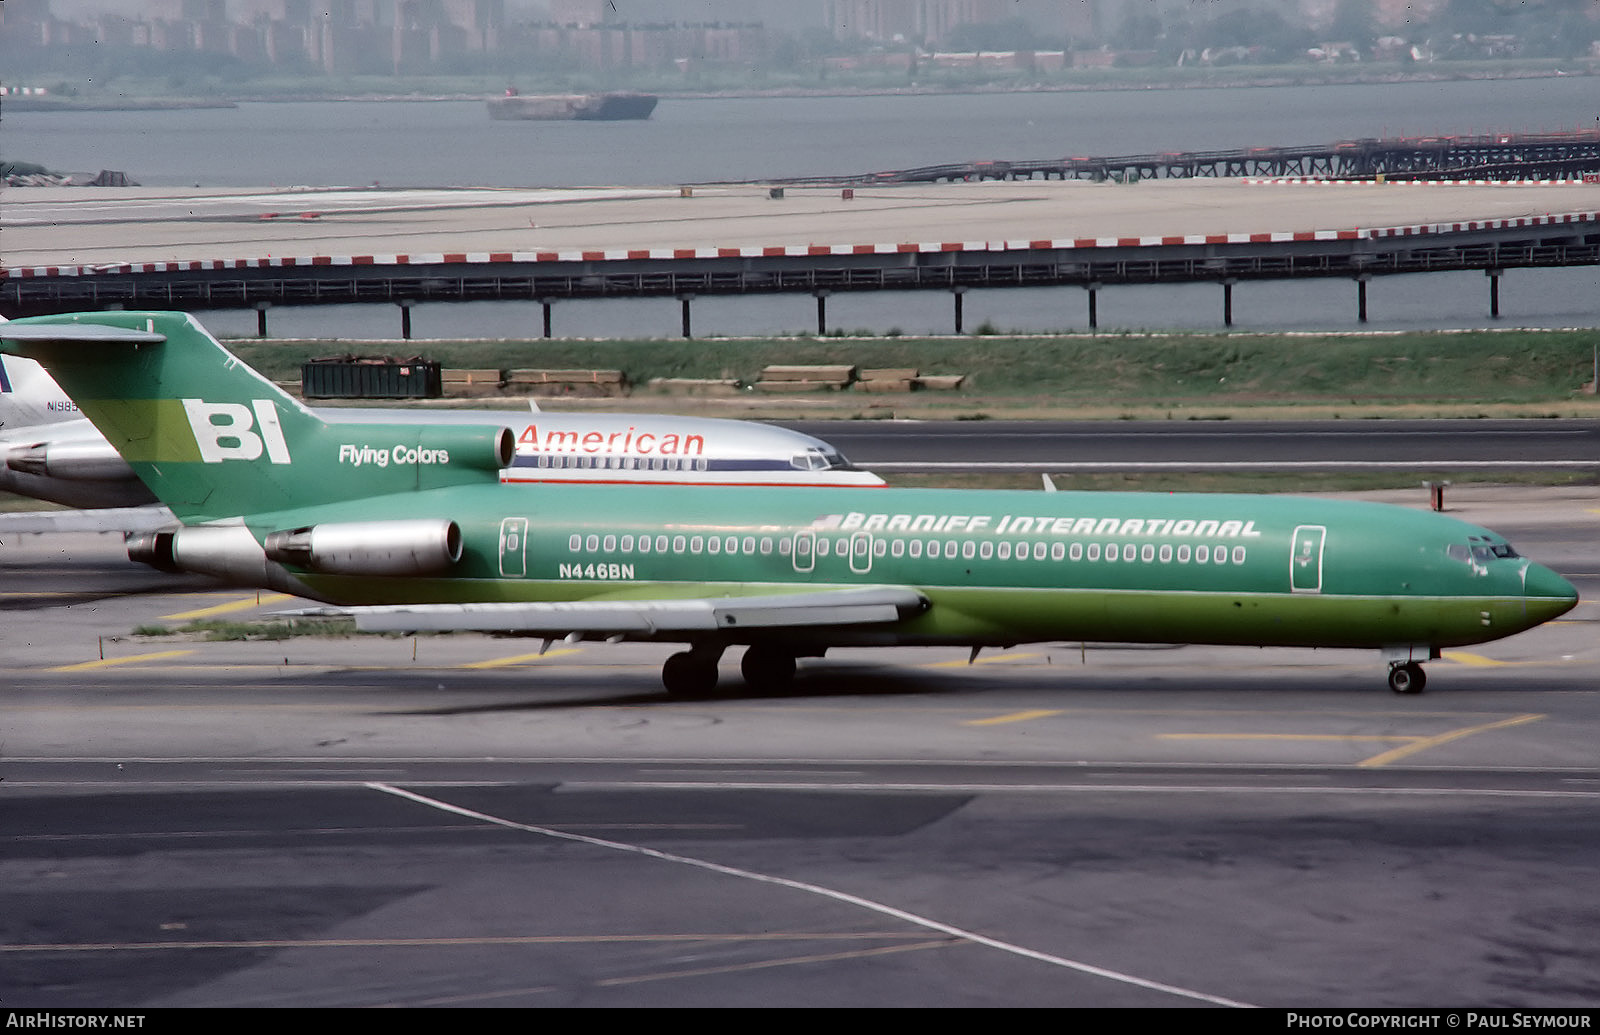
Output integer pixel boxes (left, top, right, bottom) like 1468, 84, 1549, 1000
849, 532, 873, 575
499, 517, 528, 578
792, 530, 816, 573
1290, 524, 1326, 594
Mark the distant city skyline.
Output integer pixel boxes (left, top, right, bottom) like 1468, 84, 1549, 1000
28, 1, 1580, 41
7, 0, 1597, 82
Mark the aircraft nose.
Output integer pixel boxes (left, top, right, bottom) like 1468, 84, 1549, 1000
1522, 562, 1579, 625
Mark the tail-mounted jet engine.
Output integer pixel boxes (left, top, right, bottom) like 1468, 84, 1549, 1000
6, 440, 136, 481
128, 524, 309, 594
263, 519, 463, 576
129, 518, 466, 590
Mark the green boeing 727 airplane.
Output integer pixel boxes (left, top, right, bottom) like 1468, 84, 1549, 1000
1, 311, 1578, 697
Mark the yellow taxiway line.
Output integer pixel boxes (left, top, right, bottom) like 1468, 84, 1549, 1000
1158, 733, 1413, 743
1154, 713, 1545, 767
50, 650, 196, 672
927, 652, 1043, 669
462, 649, 582, 669
1356, 713, 1545, 767
1442, 650, 1507, 667
965, 709, 1066, 727
162, 593, 291, 621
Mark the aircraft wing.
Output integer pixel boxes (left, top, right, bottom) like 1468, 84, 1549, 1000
300, 586, 928, 635
0, 505, 176, 534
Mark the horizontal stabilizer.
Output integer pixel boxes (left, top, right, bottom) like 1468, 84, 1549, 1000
0, 324, 166, 347
287, 586, 928, 635
0, 505, 177, 534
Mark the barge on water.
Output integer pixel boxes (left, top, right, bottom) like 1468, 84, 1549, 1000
487, 91, 658, 121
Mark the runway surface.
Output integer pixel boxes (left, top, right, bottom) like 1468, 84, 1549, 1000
784, 418, 1600, 473
2, 487, 1597, 1007
11, 178, 1600, 269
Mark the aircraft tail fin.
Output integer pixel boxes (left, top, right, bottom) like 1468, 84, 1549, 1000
0, 312, 512, 523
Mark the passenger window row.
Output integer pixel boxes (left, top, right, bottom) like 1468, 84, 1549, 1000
536, 454, 709, 471
567, 533, 1248, 566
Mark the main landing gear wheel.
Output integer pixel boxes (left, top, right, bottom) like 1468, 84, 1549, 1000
1387, 662, 1427, 695
662, 650, 720, 698
740, 646, 797, 693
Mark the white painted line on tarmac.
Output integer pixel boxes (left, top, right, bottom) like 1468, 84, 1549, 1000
369, 782, 1255, 1008
557, 781, 1600, 800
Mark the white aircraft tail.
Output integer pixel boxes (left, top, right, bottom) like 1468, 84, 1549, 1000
0, 353, 87, 432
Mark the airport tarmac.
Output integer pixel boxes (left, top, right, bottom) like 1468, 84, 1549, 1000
10, 178, 1600, 269
2, 487, 1597, 1007
793, 418, 1600, 472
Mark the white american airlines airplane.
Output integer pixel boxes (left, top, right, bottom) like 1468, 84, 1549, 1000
0, 353, 882, 531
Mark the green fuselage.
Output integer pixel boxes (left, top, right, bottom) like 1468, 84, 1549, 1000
260, 482, 1575, 652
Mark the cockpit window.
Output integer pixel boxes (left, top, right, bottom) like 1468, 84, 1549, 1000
1472, 535, 1519, 559
790, 447, 854, 472
1451, 538, 1519, 564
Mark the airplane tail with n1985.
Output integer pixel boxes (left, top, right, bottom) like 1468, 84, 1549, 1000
1, 311, 1578, 697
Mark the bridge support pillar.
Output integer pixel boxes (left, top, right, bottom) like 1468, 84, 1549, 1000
397, 299, 415, 340
1355, 274, 1372, 323
254, 301, 271, 338
1086, 282, 1101, 330
814, 290, 830, 336
539, 298, 555, 339
1222, 279, 1237, 327
1487, 268, 1503, 319
678, 295, 694, 339
952, 287, 967, 334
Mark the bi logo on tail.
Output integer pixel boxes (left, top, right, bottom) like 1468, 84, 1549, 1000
182, 399, 293, 464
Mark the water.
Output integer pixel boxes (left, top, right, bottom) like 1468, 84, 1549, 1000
13, 79, 1600, 188
8, 78, 1600, 336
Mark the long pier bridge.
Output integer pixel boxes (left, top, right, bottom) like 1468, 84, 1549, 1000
6, 176, 1600, 335
773, 130, 1600, 185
